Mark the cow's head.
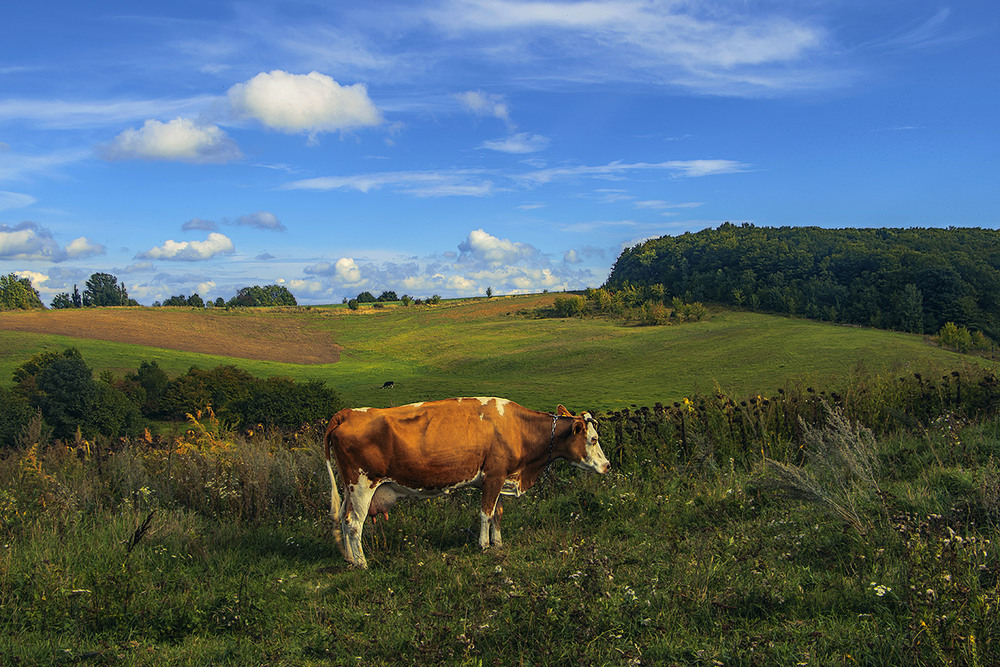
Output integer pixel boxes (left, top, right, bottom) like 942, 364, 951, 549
557, 405, 611, 474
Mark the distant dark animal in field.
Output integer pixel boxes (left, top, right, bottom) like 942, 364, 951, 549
323, 397, 610, 568
382, 380, 395, 389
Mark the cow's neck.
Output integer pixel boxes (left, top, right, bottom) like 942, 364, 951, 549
519, 411, 573, 485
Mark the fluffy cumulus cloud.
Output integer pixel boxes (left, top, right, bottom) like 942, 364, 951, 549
0, 221, 105, 262
458, 229, 538, 267
295, 229, 603, 303
102, 118, 242, 164
65, 236, 105, 259
135, 232, 235, 261
228, 70, 382, 135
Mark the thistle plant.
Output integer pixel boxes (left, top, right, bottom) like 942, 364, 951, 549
758, 400, 884, 535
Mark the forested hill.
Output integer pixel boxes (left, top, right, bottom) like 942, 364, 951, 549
605, 223, 1000, 337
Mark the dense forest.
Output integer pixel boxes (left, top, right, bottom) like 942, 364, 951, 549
605, 224, 1000, 338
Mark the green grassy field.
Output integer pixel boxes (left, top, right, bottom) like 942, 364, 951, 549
2, 299, 1000, 664
0, 297, 986, 412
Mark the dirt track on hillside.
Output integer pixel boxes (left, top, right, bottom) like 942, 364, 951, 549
0, 308, 341, 364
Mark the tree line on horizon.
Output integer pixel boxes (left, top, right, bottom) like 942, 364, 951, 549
606, 223, 1000, 339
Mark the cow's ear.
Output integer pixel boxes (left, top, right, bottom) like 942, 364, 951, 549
572, 421, 584, 435
556, 404, 573, 417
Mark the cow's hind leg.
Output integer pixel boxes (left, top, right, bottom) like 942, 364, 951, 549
344, 478, 378, 568
479, 479, 504, 550
489, 498, 504, 548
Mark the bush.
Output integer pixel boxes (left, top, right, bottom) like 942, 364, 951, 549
0, 386, 34, 448
232, 378, 343, 430
553, 295, 585, 317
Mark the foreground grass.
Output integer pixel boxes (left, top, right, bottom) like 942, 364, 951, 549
2, 404, 999, 665
0, 299, 985, 412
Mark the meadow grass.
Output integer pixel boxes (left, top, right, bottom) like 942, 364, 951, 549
2, 385, 999, 665
0, 300, 987, 412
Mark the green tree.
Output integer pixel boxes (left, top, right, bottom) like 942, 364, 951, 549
356, 291, 376, 303
227, 284, 297, 307
377, 290, 398, 302
83, 272, 131, 307
0, 273, 44, 310
128, 360, 169, 417
187, 293, 205, 308
50, 292, 73, 309
35, 355, 99, 439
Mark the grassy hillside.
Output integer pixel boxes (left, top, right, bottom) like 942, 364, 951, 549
0, 295, 989, 411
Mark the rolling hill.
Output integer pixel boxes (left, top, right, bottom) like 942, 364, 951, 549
0, 294, 988, 412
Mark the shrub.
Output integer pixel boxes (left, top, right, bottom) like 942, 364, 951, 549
553, 295, 585, 317
231, 378, 343, 430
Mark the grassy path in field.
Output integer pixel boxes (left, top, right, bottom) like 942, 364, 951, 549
0, 296, 988, 411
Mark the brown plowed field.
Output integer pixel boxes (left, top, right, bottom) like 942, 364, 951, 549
0, 308, 340, 364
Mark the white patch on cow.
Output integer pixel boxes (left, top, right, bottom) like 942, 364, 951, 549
353, 407, 371, 413
472, 397, 508, 416
404, 401, 424, 409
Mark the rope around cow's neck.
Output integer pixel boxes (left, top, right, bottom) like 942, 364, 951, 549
542, 413, 559, 481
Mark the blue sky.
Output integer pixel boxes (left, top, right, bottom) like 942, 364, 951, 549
1, 0, 997, 305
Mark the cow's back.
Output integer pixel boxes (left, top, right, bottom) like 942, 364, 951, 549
327, 398, 526, 488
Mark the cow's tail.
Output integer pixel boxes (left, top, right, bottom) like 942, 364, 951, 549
324, 410, 350, 561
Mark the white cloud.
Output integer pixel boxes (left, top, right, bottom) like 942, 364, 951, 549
0, 191, 36, 212
228, 70, 382, 135
0, 95, 218, 129
457, 90, 511, 126
480, 132, 549, 153
0, 221, 88, 262
136, 232, 235, 261
65, 236, 105, 259
563, 249, 581, 264
427, 0, 837, 95
522, 159, 750, 184
334, 257, 363, 285
458, 229, 539, 267
102, 117, 242, 164
284, 169, 494, 197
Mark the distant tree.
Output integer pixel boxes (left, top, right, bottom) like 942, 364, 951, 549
0, 273, 44, 310
214, 297, 225, 308
429, 294, 442, 304
347, 299, 360, 310
356, 291, 376, 303
400, 294, 414, 306
72, 285, 82, 308
187, 293, 205, 308
83, 272, 131, 307
51, 293, 73, 309
377, 290, 398, 302
162, 295, 188, 307
486, 286, 493, 298
227, 284, 297, 307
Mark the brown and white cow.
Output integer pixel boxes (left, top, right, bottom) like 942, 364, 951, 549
324, 397, 610, 568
